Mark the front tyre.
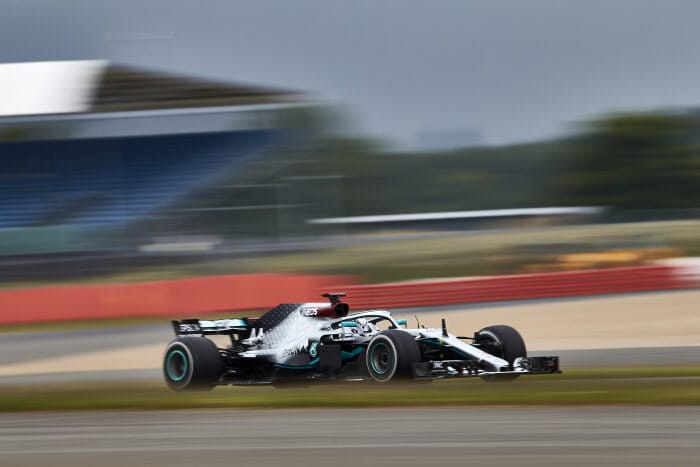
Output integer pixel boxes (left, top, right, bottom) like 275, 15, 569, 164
365, 330, 420, 383
163, 337, 223, 391
476, 325, 526, 382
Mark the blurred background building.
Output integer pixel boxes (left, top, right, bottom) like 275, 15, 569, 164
0, 60, 334, 280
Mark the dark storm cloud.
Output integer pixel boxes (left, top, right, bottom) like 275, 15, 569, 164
3, 0, 700, 146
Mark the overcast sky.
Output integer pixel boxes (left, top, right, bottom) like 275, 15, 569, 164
3, 1, 700, 147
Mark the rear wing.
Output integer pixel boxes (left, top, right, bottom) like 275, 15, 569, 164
172, 318, 249, 336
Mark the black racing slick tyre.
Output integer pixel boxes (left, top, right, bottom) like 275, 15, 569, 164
163, 337, 223, 391
476, 325, 527, 382
365, 330, 420, 383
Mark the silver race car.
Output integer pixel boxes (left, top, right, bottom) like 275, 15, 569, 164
163, 293, 560, 390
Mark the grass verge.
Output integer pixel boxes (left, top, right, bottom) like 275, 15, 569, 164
1, 367, 699, 411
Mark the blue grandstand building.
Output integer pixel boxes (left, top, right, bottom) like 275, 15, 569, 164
0, 61, 312, 262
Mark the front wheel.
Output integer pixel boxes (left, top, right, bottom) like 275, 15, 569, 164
475, 325, 526, 382
365, 330, 420, 383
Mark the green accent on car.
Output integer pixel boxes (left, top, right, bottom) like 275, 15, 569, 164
421, 338, 474, 359
369, 343, 390, 375
396, 319, 407, 327
309, 342, 318, 357
275, 357, 320, 370
340, 347, 363, 360
340, 321, 358, 327
166, 349, 188, 382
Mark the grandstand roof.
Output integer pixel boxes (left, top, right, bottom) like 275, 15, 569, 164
0, 60, 303, 117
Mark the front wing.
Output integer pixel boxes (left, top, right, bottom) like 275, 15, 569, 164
414, 356, 561, 379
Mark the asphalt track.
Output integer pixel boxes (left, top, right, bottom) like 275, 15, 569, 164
2, 407, 699, 466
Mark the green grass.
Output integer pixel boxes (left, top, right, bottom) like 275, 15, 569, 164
1, 367, 698, 412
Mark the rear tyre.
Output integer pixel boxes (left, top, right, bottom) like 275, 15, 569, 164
365, 330, 420, 383
163, 337, 223, 391
476, 325, 526, 382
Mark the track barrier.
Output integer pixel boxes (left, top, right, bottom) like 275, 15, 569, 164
0, 274, 351, 324
340, 265, 695, 310
0, 265, 696, 324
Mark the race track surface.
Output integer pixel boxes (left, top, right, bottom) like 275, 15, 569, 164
2, 407, 699, 467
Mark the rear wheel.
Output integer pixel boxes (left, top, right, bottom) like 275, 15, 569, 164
476, 325, 526, 381
365, 330, 420, 383
163, 337, 223, 391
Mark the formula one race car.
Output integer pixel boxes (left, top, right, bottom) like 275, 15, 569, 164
163, 293, 560, 390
